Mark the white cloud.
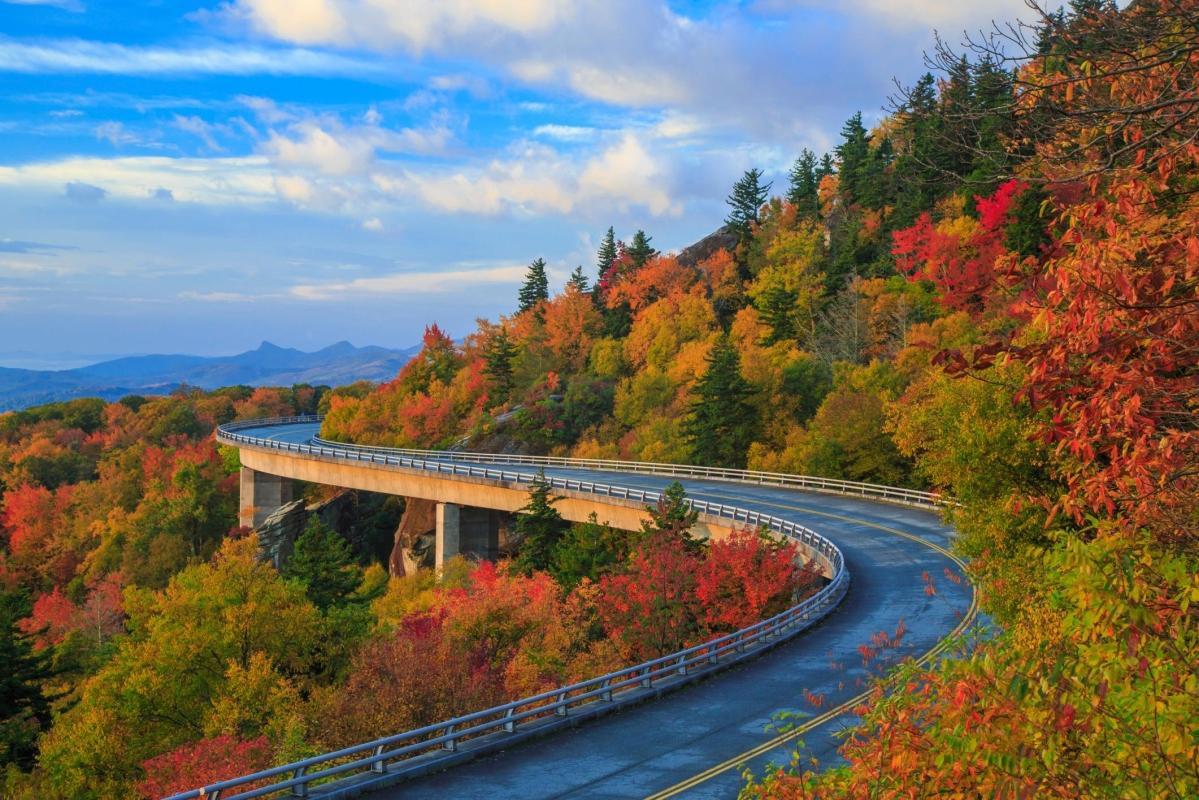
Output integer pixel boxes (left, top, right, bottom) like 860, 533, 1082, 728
0, 39, 386, 77
94, 121, 137, 146
263, 117, 452, 176
273, 174, 315, 204
762, 0, 1032, 32
178, 290, 259, 302
533, 124, 597, 142
578, 133, 679, 216
173, 115, 225, 151
2, 0, 83, 10
291, 263, 529, 299
361, 216, 384, 232
230, 0, 566, 51
0, 155, 276, 205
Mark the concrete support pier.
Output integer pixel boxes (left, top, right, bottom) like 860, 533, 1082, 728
435, 502, 501, 567
239, 467, 294, 529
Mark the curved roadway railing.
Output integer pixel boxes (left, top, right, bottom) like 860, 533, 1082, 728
178, 415, 933, 800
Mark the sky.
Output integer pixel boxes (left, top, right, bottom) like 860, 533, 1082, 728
0, 0, 1033, 367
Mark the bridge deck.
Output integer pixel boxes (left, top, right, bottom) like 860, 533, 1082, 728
229, 422, 973, 799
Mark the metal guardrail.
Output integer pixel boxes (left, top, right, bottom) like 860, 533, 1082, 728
220, 415, 948, 510
180, 416, 865, 800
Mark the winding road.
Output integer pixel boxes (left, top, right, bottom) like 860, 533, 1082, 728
221, 421, 975, 799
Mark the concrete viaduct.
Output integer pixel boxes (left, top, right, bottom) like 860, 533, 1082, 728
193, 417, 975, 800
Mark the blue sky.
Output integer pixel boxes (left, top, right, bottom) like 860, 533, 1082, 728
0, 0, 1030, 366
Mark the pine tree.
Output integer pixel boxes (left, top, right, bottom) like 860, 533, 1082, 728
835, 112, 871, 204
596, 226, 618, 280
517, 257, 549, 315
683, 335, 758, 469
626, 230, 656, 268
817, 153, 836, 181
0, 588, 53, 770
641, 481, 701, 549
550, 512, 628, 590
511, 471, 567, 576
755, 285, 798, 344
726, 168, 772, 242
787, 149, 819, 218
283, 518, 365, 611
483, 328, 516, 405
566, 265, 590, 293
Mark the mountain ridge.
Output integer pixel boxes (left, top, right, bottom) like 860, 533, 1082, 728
0, 340, 419, 412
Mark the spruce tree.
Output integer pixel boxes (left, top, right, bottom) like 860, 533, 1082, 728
817, 153, 836, 181
755, 285, 798, 344
0, 589, 53, 770
550, 512, 628, 590
787, 149, 819, 218
283, 518, 365, 611
835, 112, 871, 204
596, 226, 618, 280
626, 230, 656, 268
566, 265, 590, 293
640, 481, 702, 552
683, 335, 758, 469
517, 257, 549, 314
511, 471, 567, 575
483, 328, 516, 405
725, 168, 772, 242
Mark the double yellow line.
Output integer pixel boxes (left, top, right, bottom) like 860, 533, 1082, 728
643, 500, 980, 799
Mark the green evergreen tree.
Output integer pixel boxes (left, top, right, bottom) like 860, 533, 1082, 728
639, 481, 703, 553
0, 589, 53, 770
283, 518, 365, 611
682, 335, 758, 469
755, 285, 799, 344
483, 328, 517, 405
787, 149, 819, 218
566, 265, 590, 293
835, 111, 872, 204
726, 168, 772, 242
596, 226, 618, 280
816, 153, 836, 181
511, 471, 567, 576
550, 513, 628, 590
517, 257, 549, 315
626, 230, 656, 268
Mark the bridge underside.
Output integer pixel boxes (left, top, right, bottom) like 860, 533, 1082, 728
235, 448, 822, 571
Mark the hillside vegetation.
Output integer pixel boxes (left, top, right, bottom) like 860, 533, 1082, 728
0, 0, 1195, 797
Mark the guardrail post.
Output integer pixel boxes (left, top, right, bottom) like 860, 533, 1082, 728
556, 691, 569, 715
640, 668, 653, 688
371, 744, 387, 774
443, 724, 457, 751
503, 707, 517, 732
677, 654, 688, 676
601, 678, 613, 701
289, 766, 308, 797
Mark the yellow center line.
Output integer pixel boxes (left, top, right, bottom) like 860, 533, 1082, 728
642, 497, 979, 799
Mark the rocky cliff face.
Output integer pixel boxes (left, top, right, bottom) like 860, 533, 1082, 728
389, 497, 437, 576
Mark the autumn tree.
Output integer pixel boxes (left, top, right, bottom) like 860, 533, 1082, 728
683, 336, 758, 469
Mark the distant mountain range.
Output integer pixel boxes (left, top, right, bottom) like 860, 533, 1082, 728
0, 340, 419, 412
